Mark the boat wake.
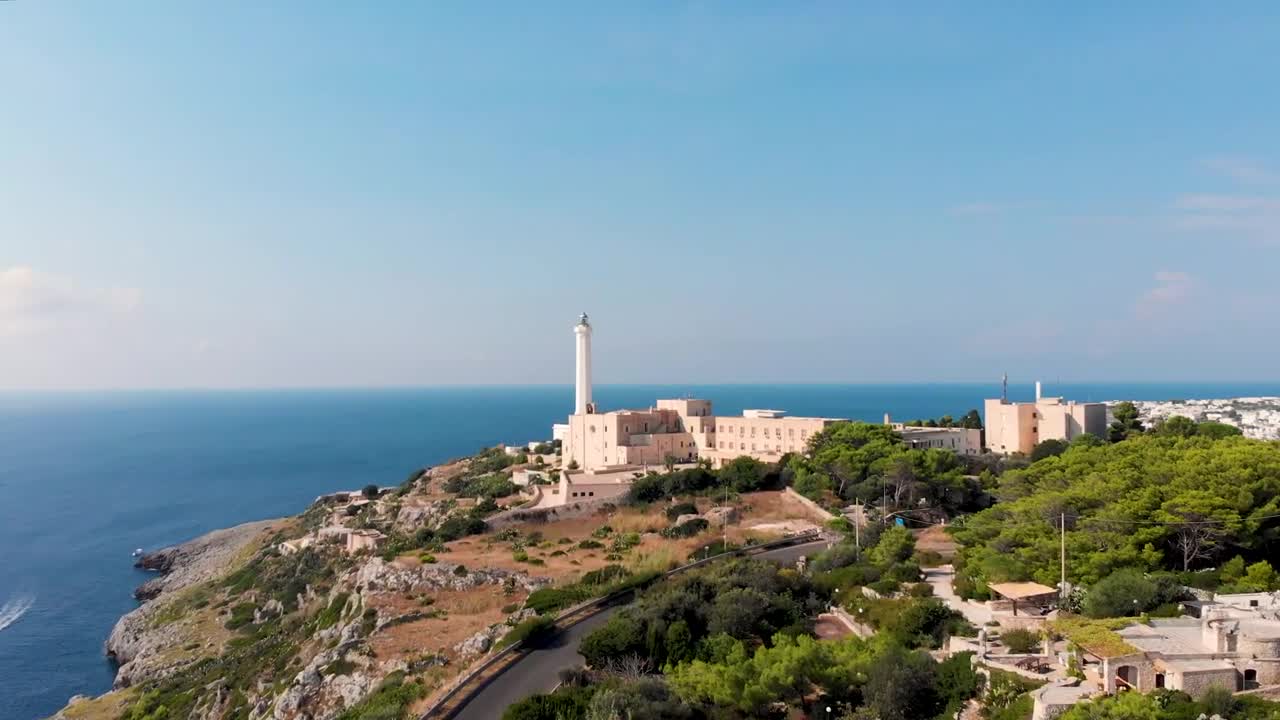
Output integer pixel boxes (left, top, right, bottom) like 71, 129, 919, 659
0, 594, 34, 632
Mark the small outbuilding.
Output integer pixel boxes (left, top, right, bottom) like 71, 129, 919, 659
989, 581, 1058, 616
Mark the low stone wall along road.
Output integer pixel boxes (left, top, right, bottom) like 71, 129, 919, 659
448, 539, 828, 720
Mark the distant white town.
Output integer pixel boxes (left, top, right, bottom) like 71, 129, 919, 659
1118, 397, 1280, 441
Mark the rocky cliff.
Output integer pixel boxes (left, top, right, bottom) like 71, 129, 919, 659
105, 519, 280, 688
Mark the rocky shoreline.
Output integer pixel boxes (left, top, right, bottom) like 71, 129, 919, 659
104, 519, 280, 688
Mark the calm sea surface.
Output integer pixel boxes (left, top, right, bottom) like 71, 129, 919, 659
2, 382, 1279, 718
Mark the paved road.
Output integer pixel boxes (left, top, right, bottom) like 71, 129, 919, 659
451, 539, 828, 720
923, 565, 993, 627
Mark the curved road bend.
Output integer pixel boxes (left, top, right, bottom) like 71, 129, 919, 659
452, 540, 829, 720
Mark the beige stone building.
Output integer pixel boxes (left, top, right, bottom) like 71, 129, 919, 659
984, 382, 1106, 454
564, 399, 841, 471
885, 419, 983, 456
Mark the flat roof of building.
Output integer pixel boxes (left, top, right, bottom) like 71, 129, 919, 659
989, 582, 1058, 600
1165, 658, 1236, 673
1034, 683, 1094, 707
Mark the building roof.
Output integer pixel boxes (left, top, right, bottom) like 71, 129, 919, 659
989, 581, 1058, 600
1033, 683, 1094, 707
1165, 658, 1236, 673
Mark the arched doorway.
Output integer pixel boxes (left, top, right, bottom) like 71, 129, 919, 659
1155, 673, 1165, 689
1116, 665, 1138, 691
1244, 669, 1258, 690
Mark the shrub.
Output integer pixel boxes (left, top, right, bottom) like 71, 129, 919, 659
225, 602, 257, 631
418, 553, 437, 564
333, 671, 423, 720
577, 539, 604, 550
315, 593, 349, 630
1000, 627, 1041, 654
662, 518, 709, 539
906, 582, 935, 598
1084, 569, 1156, 618
665, 502, 698, 520
525, 586, 590, 615
498, 615, 556, 650
452, 564, 468, 577
582, 564, 630, 586
868, 578, 900, 596
436, 516, 486, 542
592, 525, 613, 538
611, 532, 641, 551
501, 603, 519, 614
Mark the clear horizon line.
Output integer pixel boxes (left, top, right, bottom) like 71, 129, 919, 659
2, 379, 1280, 394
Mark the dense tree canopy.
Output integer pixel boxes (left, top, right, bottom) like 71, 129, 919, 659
951, 434, 1280, 594
790, 422, 981, 514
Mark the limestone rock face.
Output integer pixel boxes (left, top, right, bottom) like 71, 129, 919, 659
351, 557, 549, 595
107, 520, 278, 689
703, 506, 739, 525
272, 642, 381, 719
454, 625, 505, 658
393, 500, 451, 531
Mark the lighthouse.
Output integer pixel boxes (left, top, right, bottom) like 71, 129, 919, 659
574, 313, 593, 415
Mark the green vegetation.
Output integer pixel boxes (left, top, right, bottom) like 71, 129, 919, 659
333, 672, 424, 720
900, 409, 983, 429
661, 518, 708, 538
951, 434, 1280, 596
497, 615, 557, 650
998, 627, 1040, 654
982, 668, 1044, 720
1049, 616, 1139, 658
442, 472, 519, 500
524, 564, 661, 615
788, 421, 983, 514
665, 502, 698, 520
1059, 687, 1280, 720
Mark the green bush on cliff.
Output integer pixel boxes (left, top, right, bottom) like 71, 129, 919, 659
333, 671, 424, 720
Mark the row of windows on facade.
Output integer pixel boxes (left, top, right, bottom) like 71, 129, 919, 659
569, 491, 596, 498
906, 438, 959, 449
717, 441, 793, 453
718, 425, 808, 439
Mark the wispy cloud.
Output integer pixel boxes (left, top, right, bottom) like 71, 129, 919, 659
1134, 270, 1194, 318
1200, 155, 1278, 185
0, 266, 141, 337
1170, 194, 1280, 245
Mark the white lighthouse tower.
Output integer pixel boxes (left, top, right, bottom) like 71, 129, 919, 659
574, 313, 593, 414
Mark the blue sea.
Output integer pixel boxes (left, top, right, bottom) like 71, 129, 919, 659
2, 382, 1279, 719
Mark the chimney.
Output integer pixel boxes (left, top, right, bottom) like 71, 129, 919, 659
1035, 381, 1042, 402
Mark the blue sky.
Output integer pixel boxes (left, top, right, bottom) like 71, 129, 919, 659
2, 2, 1278, 388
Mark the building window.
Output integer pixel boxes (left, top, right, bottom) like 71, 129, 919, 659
801, 430, 808, 439
644, 422, 648, 432
590, 425, 595, 433
588, 491, 594, 497
624, 425, 629, 432
740, 443, 745, 450
788, 429, 794, 437
775, 428, 781, 438
751, 443, 756, 451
